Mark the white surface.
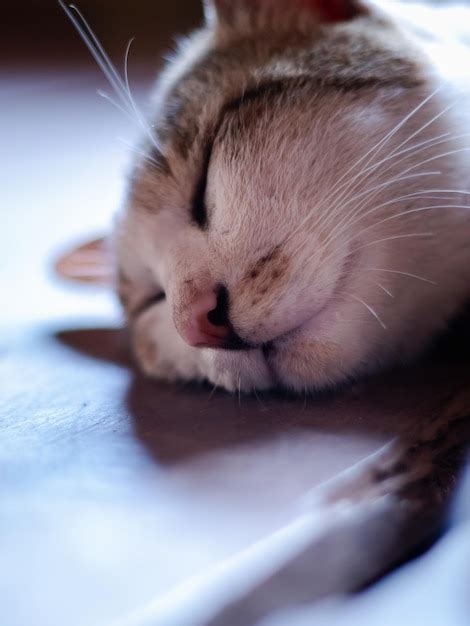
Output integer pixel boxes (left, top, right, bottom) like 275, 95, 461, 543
261, 470, 470, 626
0, 70, 129, 325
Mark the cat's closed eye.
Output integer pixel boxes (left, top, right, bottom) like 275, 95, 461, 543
61, 0, 470, 394
130, 291, 166, 320
191, 144, 212, 228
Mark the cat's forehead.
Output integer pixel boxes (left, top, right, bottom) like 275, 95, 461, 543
153, 20, 424, 164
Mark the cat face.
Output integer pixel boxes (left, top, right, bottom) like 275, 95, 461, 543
109, 0, 470, 391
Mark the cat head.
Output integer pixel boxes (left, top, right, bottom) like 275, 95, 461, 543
60, 0, 469, 391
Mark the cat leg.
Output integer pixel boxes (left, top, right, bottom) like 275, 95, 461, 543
131, 302, 207, 384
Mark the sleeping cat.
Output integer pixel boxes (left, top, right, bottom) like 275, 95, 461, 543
59, 0, 470, 393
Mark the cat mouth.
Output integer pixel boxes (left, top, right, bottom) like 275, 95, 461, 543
253, 248, 360, 365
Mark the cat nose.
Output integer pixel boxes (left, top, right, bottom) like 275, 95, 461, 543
181, 286, 231, 348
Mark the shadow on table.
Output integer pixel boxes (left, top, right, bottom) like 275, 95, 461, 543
53, 323, 470, 626
55, 319, 470, 467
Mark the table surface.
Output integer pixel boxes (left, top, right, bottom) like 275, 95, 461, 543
2, 66, 470, 626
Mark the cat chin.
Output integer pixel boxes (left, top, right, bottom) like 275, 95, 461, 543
202, 329, 350, 393
266, 339, 350, 393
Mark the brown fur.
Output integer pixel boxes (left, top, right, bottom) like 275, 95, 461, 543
110, 1, 470, 392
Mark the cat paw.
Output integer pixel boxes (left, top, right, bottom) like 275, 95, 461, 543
132, 304, 206, 384
203, 349, 275, 393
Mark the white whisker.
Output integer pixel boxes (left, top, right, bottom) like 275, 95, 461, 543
61, 2, 130, 111
343, 131, 470, 207
252, 386, 266, 409
123, 38, 163, 153
339, 170, 443, 214
322, 130, 452, 222
311, 171, 442, 257
371, 131, 470, 173
60, 1, 163, 155
351, 204, 470, 240
208, 381, 219, 400
283, 89, 445, 247
376, 282, 394, 298
97, 89, 137, 123
308, 227, 435, 275
328, 87, 442, 194
354, 232, 434, 251
399, 188, 470, 196
385, 98, 462, 158
117, 138, 163, 168
314, 90, 446, 229
347, 294, 387, 330
288, 170, 441, 257
124, 38, 145, 127
393, 147, 470, 178
364, 268, 437, 285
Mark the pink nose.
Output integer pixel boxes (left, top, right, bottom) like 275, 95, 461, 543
180, 291, 230, 348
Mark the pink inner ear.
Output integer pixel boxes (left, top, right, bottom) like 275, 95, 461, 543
54, 237, 113, 286
297, 0, 361, 22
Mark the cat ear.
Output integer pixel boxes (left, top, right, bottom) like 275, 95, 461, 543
54, 236, 114, 286
204, 0, 366, 28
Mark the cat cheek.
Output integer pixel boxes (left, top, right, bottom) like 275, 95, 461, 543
268, 338, 344, 391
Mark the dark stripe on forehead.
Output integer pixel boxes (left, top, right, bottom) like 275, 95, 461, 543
154, 13, 425, 161
160, 81, 295, 164
212, 68, 422, 145
171, 64, 421, 161
226, 71, 421, 114
189, 66, 423, 226
226, 80, 291, 113
189, 81, 292, 228
180, 80, 300, 164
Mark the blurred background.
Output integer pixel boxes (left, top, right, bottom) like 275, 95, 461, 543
4, 1, 203, 68
2, 1, 457, 68
1, 1, 205, 327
